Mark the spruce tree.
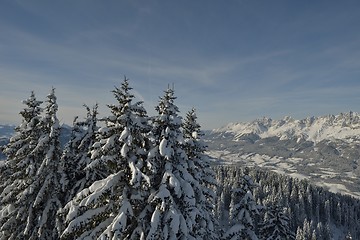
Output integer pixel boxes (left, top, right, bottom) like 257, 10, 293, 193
57, 104, 99, 234
1, 88, 63, 239
59, 104, 99, 203
259, 204, 295, 240
145, 88, 200, 239
31, 88, 63, 239
301, 219, 312, 240
0, 91, 43, 239
182, 108, 218, 239
223, 167, 259, 240
295, 227, 304, 240
61, 78, 151, 239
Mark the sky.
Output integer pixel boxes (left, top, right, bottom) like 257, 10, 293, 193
1, 0, 360, 130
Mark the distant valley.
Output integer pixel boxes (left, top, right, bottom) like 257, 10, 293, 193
204, 111, 360, 198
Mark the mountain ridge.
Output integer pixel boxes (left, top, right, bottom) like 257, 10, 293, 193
213, 111, 360, 143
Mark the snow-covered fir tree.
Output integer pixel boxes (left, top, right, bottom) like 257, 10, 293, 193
30, 88, 63, 239
56, 104, 99, 234
59, 104, 99, 203
0, 91, 44, 239
145, 88, 203, 240
295, 227, 304, 240
0, 92, 43, 191
315, 222, 331, 240
182, 108, 218, 239
259, 204, 295, 240
61, 78, 152, 239
1, 88, 63, 239
223, 167, 259, 240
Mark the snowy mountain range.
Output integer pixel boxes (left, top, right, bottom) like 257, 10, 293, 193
213, 111, 360, 143
205, 111, 360, 198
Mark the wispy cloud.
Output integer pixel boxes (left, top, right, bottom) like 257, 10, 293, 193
1, 1, 360, 129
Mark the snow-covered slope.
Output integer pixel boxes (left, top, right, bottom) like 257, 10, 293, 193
214, 111, 360, 143
206, 112, 360, 198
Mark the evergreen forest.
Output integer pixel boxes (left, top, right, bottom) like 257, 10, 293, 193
1, 78, 359, 240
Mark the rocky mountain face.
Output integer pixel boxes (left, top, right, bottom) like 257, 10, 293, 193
205, 111, 360, 198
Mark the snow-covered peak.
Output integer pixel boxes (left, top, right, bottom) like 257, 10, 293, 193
213, 112, 360, 143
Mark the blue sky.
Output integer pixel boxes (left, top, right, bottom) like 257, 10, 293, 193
1, 0, 360, 129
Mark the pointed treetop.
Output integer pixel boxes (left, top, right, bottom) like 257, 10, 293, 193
156, 87, 179, 117
19, 91, 43, 122
45, 87, 58, 114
